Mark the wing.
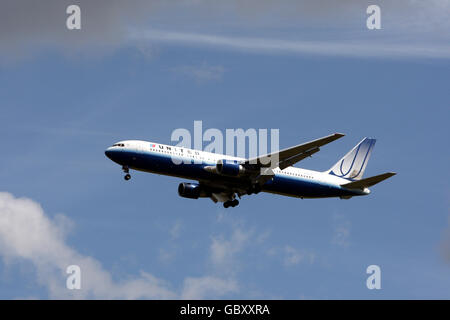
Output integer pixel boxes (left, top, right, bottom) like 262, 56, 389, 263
245, 133, 345, 170
199, 133, 346, 196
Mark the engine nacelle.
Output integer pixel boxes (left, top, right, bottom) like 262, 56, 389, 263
216, 159, 245, 177
178, 182, 207, 199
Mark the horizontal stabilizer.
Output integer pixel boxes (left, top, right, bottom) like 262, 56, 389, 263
341, 172, 396, 189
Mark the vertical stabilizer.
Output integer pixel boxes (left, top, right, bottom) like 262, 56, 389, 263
328, 138, 376, 181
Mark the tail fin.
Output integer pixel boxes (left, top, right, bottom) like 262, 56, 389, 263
328, 137, 376, 181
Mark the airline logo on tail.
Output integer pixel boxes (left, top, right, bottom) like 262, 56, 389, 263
328, 138, 376, 181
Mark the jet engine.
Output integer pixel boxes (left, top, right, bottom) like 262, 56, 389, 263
178, 182, 208, 199
216, 159, 246, 177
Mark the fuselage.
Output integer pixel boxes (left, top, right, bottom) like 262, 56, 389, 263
105, 140, 368, 199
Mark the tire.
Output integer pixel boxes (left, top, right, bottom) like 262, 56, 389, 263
124, 174, 131, 181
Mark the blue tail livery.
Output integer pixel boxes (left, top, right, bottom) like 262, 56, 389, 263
327, 138, 376, 181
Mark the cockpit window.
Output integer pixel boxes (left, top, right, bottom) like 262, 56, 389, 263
112, 143, 125, 147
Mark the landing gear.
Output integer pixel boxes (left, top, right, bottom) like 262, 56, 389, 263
223, 199, 239, 208
122, 165, 131, 181
248, 184, 262, 195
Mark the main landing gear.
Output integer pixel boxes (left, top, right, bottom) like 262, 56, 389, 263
223, 199, 239, 208
247, 184, 261, 195
122, 166, 131, 181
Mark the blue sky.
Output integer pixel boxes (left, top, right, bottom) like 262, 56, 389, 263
0, 1, 449, 299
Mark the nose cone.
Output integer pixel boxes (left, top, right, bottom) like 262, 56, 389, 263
105, 147, 113, 160
105, 147, 120, 162
105, 146, 127, 165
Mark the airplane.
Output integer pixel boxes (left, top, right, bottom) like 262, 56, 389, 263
105, 133, 395, 208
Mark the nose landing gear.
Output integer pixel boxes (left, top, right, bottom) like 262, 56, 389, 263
122, 166, 131, 181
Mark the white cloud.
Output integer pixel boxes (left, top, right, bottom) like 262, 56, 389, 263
331, 214, 351, 248
158, 247, 175, 264
283, 246, 315, 267
181, 276, 238, 299
0, 192, 236, 299
133, 29, 450, 59
210, 215, 316, 270
173, 63, 225, 82
284, 246, 303, 266
1, 0, 449, 62
170, 220, 182, 240
210, 227, 250, 273
266, 245, 315, 267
